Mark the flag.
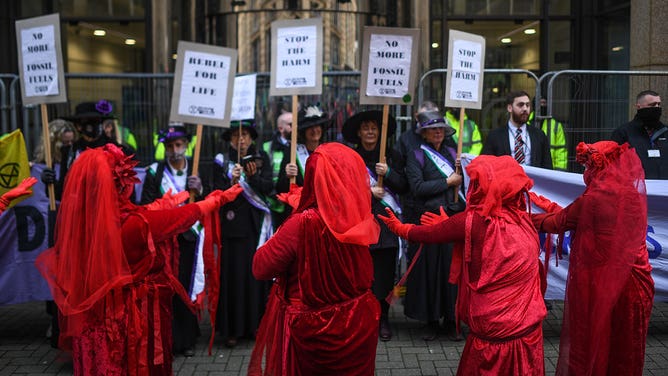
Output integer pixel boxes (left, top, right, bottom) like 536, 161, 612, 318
0, 129, 31, 208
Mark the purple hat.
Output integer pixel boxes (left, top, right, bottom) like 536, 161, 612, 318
158, 122, 192, 143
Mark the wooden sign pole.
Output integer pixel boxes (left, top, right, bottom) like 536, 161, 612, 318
289, 95, 299, 185
454, 107, 465, 203
40, 104, 56, 211
189, 124, 203, 202
376, 104, 390, 188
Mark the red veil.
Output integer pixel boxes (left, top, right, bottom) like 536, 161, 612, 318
36, 145, 139, 349
250, 142, 380, 375
553, 141, 652, 375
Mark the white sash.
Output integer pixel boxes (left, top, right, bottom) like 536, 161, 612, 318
420, 145, 466, 202
367, 167, 402, 214
149, 162, 205, 301
295, 144, 310, 177
215, 154, 274, 249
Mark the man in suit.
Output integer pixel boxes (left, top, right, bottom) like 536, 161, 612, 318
482, 91, 553, 169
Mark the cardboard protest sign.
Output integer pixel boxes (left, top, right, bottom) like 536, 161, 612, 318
360, 26, 420, 105
230, 74, 257, 121
170, 41, 237, 128
445, 30, 486, 110
269, 18, 323, 96
15, 13, 67, 105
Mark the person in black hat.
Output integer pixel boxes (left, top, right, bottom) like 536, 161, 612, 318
139, 122, 204, 357
342, 110, 408, 341
211, 119, 273, 348
40, 100, 132, 199
275, 105, 329, 195
404, 109, 464, 341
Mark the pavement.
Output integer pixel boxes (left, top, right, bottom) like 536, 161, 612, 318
1, 300, 668, 375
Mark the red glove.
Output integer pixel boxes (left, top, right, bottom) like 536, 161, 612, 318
208, 184, 244, 206
529, 192, 562, 213
0, 177, 37, 213
144, 189, 189, 211
277, 183, 302, 209
420, 206, 449, 226
377, 207, 414, 239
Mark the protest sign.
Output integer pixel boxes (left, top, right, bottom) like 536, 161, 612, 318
15, 13, 67, 105
231, 74, 257, 121
360, 26, 420, 105
445, 30, 485, 110
169, 41, 237, 128
269, 18, 322, 96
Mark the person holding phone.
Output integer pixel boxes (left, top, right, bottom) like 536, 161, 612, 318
211, 120, 274, 348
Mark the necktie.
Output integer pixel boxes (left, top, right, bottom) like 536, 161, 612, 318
514, 128, 525, 164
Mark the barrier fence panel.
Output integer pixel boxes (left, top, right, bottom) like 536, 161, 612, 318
7, 71, 386, 167
545, 70, 668, 171
4, 70, 667, 173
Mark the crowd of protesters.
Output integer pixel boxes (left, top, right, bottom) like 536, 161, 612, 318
0, 87, 663, 375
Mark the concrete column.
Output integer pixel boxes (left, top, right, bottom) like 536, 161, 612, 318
629, 0, 668, 109
152, 0, 171, 73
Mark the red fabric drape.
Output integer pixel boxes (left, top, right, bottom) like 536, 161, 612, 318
535, 141, 654, 376
250, 143, 380, 375
403, 155, 546, 375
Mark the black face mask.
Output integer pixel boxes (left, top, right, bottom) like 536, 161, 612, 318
636, 106, 662, 127
540, 105, 547, 114
80, 122, 102, 139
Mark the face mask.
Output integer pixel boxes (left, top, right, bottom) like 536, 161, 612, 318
165, 147, 186, 161
636, 106, 662, 126
540, 105, 547, 114
81, 122, 102, 138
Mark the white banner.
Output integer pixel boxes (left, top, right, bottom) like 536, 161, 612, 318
460, 157, 668, 301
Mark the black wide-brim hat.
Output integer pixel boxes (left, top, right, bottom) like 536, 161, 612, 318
64, 100, 116, 123
342, 110, 397, 144
297, 106, 331, 132
222, 120, 258, 141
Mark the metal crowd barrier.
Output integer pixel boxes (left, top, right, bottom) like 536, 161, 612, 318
2, 70, 667, 172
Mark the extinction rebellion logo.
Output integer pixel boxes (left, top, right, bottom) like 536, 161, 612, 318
0, 163, 20, 189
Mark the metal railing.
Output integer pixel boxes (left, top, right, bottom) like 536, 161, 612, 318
2, 70, 667, 171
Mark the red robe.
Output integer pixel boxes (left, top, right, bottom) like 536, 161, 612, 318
534, 195, 654, 376
70, 205, 201, 376
249, 209, 380, 376
407, 210, 546, 376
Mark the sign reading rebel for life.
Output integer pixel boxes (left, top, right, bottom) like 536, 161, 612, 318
15, 13, 67, 105
270, 18, 323, 96
360, 26, 420, 105
445, 30, 486, 110
230, 74, 257, 121
170, 41, 237, 128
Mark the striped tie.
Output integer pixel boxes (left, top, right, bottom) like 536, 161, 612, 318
514, 128, 525, 164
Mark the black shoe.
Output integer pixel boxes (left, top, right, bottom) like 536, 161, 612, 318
422, 321, 439, 341
379, 318, 392, 341
224, 337, 237, 348
183, 348, 195, 357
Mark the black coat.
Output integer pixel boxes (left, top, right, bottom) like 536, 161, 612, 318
481, 124, 553, 169
405, 139, 464, 219
611, 117, 668, 179
212, 145, 274, 238
355, 145, 408, 250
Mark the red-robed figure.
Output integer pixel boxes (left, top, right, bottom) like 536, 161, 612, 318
249, 142, 381, 376
380, 155, 547, 375
36, 144, 241, 375
531, 141, 654, 376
